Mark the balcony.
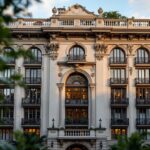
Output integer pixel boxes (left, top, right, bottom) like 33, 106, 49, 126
109, 57, 127, 67
111, 98, 129, 107
21, 118, 40, 127
24, 59, 42, 66
111, 118, 129, 127
24, 77, 41, 85
136, 99, 150, 107
0, 118, 13, 127
135, 78, 150, 86
65, 118, 88, 127
65, 99, 88, 107
0, 77, 15, 85
67, 55, 86, 64
0, 98, 14, 107
136, 118, 150, 127
22, 98, 40, 107
135, 57, 150, 67
110, 78, 128, 86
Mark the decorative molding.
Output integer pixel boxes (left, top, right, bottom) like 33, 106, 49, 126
45, 42, 59, 60
94, 43, 108, 60
127, 44, 134, 55
57, 83, 64, 91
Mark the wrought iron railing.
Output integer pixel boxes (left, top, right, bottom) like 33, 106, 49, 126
109, 57, 127, 64
24, 77, 41, 84
67, 55, 86, 62
22, 118, 40, 125
135, 78, 150, 84
135, 57, 150, 64
111, 98, 129, 105
0, 118, 13, 125
110, 78, 128, 84
136, 118, 150, 125
111, 118, 129, 126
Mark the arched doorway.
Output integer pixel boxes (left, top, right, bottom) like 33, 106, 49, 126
65, 73, 88, 128
66, 144, 88, 150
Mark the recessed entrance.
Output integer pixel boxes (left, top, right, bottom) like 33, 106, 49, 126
66, 144, 88, 150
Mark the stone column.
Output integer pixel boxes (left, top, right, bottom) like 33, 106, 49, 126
89, 83, 96, 128
57, 83, 64, 128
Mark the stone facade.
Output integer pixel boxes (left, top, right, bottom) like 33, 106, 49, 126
1, 4, 150, 150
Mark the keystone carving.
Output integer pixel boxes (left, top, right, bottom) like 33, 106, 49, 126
94, 43, 108, 60
45, 43, 59, 60
127, 44, 134, 55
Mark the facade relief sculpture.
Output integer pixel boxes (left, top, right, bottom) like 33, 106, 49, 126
45, 42, 59, 60
94, 43, 108, 60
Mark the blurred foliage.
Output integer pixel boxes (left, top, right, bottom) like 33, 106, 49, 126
111, 132, 150, 150
103, 11, 127, 19
0, 131, 47, 150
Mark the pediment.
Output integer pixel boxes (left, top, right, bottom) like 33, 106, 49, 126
60, 4, 96, 17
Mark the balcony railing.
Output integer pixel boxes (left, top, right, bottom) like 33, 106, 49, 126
111, 98, 129, 106
135, 78, 150, 84
0, 77, 15, 85
136, 99, 150, 106
24, 77, 41, 84
0, 118, 13, 126
110, 78, 128, 85
111, 118, 129, 126
24, 59, 42, 65
67, 55, 86, 62
136, 118, 150, 126
65, 129, 90, 136
135, 57, 150, 64
65, 99, 88, 106
0, 98, 14, 106
22, 118, 40, 126
65, 118, 88, 126
22, 98, 40, 106
109, 57, 127, 65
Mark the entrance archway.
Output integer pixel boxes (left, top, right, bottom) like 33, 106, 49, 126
66, 144, 88, 150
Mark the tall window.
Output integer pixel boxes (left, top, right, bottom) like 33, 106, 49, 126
136, 88, 150, 100
110, 48, 125, 63
3, 47, 15, 64
111, 88, 126, 101
65, 73, 88, 128
68, 46, 85, 61
136, 48, 149, 63
25, 68, 41, 84
136, 69, 150, 83
0, 88, 14, 102
25, 47, 42, 64
0, 68, 15, 78
0, 129, 13, 140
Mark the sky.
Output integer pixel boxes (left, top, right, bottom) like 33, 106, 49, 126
28, 0, 150, 18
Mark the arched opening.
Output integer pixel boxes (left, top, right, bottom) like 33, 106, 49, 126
68, 45, 85, 61
65, 73, 88, 128
66, 144, 88, 150
135, 48, 149, 64
110, 47, 126, 64
25, 47, 42, 64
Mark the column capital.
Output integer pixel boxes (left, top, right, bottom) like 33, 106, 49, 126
89, 83, 95, 88
57, 83, 64, 91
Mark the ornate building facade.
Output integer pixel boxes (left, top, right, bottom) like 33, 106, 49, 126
1, 4, 150, 150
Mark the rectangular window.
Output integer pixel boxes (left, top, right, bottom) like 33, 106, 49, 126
24, 108, 40, 119
0, 88, 14, 102
110, 69, 126, 79
111, 108, 127, 119
111, 128, 127, 139
0, 129, 13, 140
136, 87, 150, 99
0, 68, 15, 78
111, 88, 126, 101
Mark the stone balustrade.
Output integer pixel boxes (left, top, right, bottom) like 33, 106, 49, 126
64, 129, 90, 136
6, 18, 150, 29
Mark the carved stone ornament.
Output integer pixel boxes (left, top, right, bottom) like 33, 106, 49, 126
127, 44, 133, 55
45, 43, 59, 60
94, 43, 108, 60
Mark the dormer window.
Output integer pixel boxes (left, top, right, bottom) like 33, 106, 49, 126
67, 46, 86, 61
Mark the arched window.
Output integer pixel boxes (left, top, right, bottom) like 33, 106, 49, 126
65, 73, 88, 128
110, 48, 126, 64
3, 47, 15, 64
136, 48, 149, 64
68, 46, 85, 61
25, 47, 42, 64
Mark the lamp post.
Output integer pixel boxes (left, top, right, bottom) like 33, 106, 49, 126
52, 118, 55, 128
99, 118, 102, 129
100, 141, 103, 150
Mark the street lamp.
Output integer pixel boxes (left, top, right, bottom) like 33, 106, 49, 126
100, 141, 103, 150
99, 118, 102, 129
52, 118, 55, 128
